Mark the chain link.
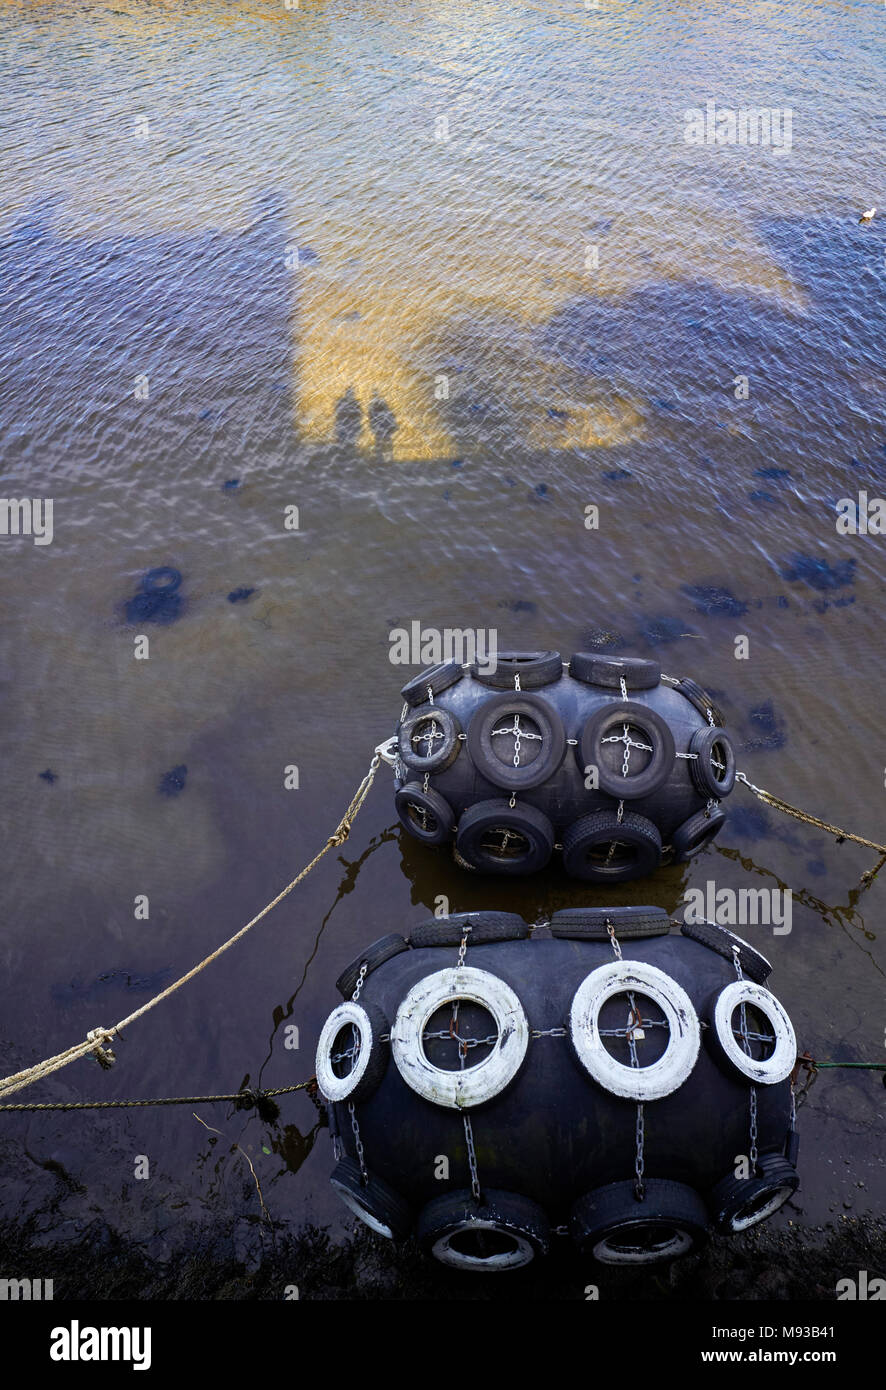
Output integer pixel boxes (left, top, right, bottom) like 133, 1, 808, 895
634, 1102, 645, 1200
464, 1113, 481, 1201
348, 1100, 368, 1183
607, 921, 622, 960
351, 962, 368, 1003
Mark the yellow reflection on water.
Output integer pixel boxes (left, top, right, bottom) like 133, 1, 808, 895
1, 0, 809, 458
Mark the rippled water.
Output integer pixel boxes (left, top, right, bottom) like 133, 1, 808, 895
0, 0, 884, 1262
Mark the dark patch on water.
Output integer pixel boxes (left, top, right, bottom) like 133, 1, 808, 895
638, 615, 698, 647
749, 489, 776, 503
124, 590, 183, 624
497, 599, 537, 614
297, 246, 319, 264
725, 804, 773, 840
744, 700, 787, 750
806, 858, 828, 877
124, 566, 185, 625
754, 467, 791, 479
368, 393, 397, 444
681, 584, 748, 617
778, 553, 856, 591
653, 398, 676, 412
50, 966, 174, 1008
334, 388, 362, 444
227, 587, 255, 603
547, 407, 569, 420
533, 483, 548, 498
583, 628, 625, 650
603, 468, 632, 481
222, 478, 241, 491
812, 595, 856, 613
38, 768, 57, 783
158, 764, 187, 797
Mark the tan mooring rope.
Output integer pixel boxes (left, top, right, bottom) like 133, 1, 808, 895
0, 752, 382, 1103
736, 771, 886, 879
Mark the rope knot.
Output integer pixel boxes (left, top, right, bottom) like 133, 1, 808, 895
328, 819, 352, 848
234, 1086, 280, 1122
86, 1028, 116, 1071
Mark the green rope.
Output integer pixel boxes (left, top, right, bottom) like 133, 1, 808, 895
814, 1061, 886, 1071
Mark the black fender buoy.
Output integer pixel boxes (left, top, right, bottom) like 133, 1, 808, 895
318, 924, 798, 1268
390, 648, 739, 881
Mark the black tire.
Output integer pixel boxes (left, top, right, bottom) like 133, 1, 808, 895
578, 701, 675, 799
329, 1156, 412, 1240
456, 800, 555, 876
670, 807, 727, 861
417, 1188, 550, 1270
561, 810, 662, 882
468, 694, 567, 791
570, 654, 661, 691
471, 650, 563, 690
409, 911, 529, 947
400, 660, 464, 708
680, 919, 772, 983
395, 783, 456, 846
398, 706, 463, 774
570, 1179, 709, 1264
141, 566, 182, 595
336, 934, 410, 999
550, 905, 671, 940
677, 676, 725, 727
709, 1154, 798, 1233
688, 726, 736, 799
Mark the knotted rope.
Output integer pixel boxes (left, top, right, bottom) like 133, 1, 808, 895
0, 753, 381, 1102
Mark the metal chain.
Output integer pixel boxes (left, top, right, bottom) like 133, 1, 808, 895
464, 1113, 481, 1201
456, 930, 470, 968
347, 1100, 368, 1183
530, 1027, 568, 1038
607, 921, 622, 960
634, 1102, 645, 1200
732, 946, 758, 1168
351, 962, 368, 1003
620, 676, 628, 701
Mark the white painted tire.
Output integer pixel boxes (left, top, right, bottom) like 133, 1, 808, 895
711, 981, 796, 1085
391, 967, 529, 1109
315, 1001, 384, 1103
569, 960, 700, 1100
